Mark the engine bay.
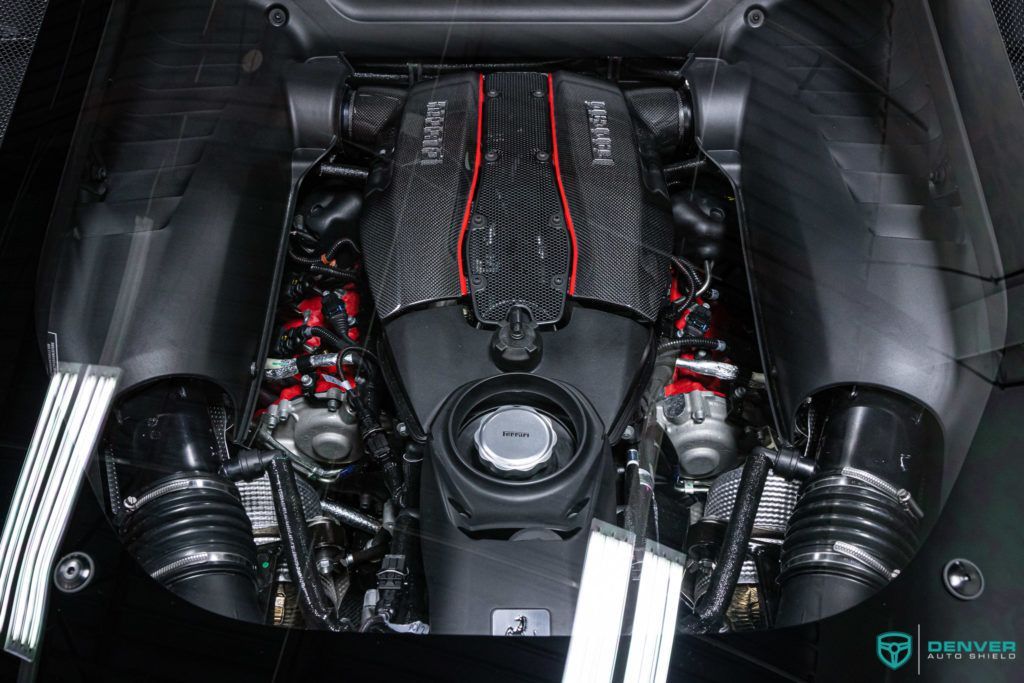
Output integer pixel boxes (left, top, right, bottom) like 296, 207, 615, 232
32, 0, 1006, 642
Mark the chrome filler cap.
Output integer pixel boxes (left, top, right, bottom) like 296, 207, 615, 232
474, 406, 557, 477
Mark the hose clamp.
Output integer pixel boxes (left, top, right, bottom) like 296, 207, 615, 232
839, 466, 923, 520
150, 551, 254, 581
123, 476, 236, 513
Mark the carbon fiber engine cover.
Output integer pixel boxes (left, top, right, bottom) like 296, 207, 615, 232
467, 73, 570, 325
550, 71, 674, 321
360, 72, 481, 319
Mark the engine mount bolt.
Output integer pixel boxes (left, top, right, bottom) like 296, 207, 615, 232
267, 5, 289, 27
943, 558, 985, 600
745, 6, 766, 28
485, 149, 500, 162
54, 552, 94, 594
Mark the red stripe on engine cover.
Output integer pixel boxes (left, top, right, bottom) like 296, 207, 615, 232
456, 73, 485, 295
547, 72, 579, 295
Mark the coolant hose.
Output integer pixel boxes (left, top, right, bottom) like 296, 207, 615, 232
680, 448, 771, 634
267, 453, 352, 631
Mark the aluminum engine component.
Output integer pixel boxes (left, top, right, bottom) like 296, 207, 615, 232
474, 405, 557, 478
657, 391, 738, 479
269, 396, 362, 465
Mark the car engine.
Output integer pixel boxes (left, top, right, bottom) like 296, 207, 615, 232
31, 0, 1003, 642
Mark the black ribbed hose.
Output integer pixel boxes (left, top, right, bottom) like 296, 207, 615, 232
307, 325, 352, 351
657, 337, 725, 354
266, 453, 352, 631
680, 449, 772, 634
309, 264, 360, 282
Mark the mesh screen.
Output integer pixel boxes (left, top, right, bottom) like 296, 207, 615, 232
467, 72, 569, 325
991, 0, 1024, 97
360, 72, 480, 318
0, 0, 48, 145
551, 72, 673, 321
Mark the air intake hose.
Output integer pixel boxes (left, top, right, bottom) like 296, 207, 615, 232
116, 382, 261, 622
775, 388, 936, 626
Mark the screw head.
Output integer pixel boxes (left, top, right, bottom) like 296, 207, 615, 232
943, 558, 985, 600
535, 151, 550, 162
54, 552, 94, 593
487, 89, 500, 98
485, 149, 500, 162
396, 422, 409, 437
267, 6, 289, 27
745, 6, 766, 28
531, 90, 545, 98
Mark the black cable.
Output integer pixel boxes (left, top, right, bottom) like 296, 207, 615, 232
326, 237, 361, 261
288, 247, 322, 267
307, 326, 354, 351
803, 404, 817, 460
657, 337, 725, 354
309, 264, 360, 283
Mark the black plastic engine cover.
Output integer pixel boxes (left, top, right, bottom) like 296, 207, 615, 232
360, 72, 482, 319
420, 374, 616, 634
550, 71, 674, 321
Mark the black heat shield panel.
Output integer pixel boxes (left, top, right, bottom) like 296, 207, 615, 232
359, 72, 480, 319
551, 71, 673, 321
467, 72, 569, 325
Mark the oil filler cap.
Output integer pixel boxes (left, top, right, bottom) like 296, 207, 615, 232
474, 406, 557, 478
